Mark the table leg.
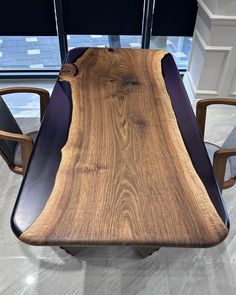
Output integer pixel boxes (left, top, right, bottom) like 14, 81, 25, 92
61, 246, 159, 257
60, 246, 84, 256
136, 247, 160, 257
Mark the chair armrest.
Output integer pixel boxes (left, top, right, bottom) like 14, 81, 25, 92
196, 98, 236, 138
0, 130, 34, 174
213, 148, 236, 191
0, 87, 50, 121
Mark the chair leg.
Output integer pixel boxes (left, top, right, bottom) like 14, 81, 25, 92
136, 247, 160, 257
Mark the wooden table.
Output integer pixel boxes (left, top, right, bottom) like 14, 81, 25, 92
11, 48, 229, 252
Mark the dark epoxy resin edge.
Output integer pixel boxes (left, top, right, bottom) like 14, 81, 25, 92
10, 48, 88, 237
161, 53, 229, 228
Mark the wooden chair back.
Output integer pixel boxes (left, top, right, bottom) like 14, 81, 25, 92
0, 95, 22, 164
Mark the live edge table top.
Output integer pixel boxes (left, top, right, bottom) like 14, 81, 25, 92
11, 48, 229, 247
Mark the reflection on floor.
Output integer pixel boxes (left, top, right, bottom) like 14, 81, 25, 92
0, 81, 236, 294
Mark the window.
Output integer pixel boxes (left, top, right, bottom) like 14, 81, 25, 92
0, 36, 60, 70
150, 36, 192, 70
67, 35, 142, 49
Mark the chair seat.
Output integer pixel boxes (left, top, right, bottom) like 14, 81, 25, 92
205, 142, 232, 181
13, 131, 38, 166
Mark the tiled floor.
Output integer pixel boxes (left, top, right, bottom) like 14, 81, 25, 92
0, 81, 236, 294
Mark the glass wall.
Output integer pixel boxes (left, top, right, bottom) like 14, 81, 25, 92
67, 35, 142, 49
0, 0, 197, 73
0, 36, 60, 70
150, 36, 192, 70
0, 35, 192, 71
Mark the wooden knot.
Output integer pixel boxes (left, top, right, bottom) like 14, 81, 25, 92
130, 115, 147, 133
59, 63, 78, 80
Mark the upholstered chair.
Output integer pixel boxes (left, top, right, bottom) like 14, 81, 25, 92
0, 87, 49, 175
196, 98, 236, 191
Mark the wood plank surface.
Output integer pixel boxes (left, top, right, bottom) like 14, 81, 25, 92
19, 48, 228, 246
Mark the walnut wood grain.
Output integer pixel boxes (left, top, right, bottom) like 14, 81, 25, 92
19, 48, 228, 247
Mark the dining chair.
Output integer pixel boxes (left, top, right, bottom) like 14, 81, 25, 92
0, 87, 49, 175
196, 98, 236, 191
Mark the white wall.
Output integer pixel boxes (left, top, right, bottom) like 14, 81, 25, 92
183, 0, 236, 101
